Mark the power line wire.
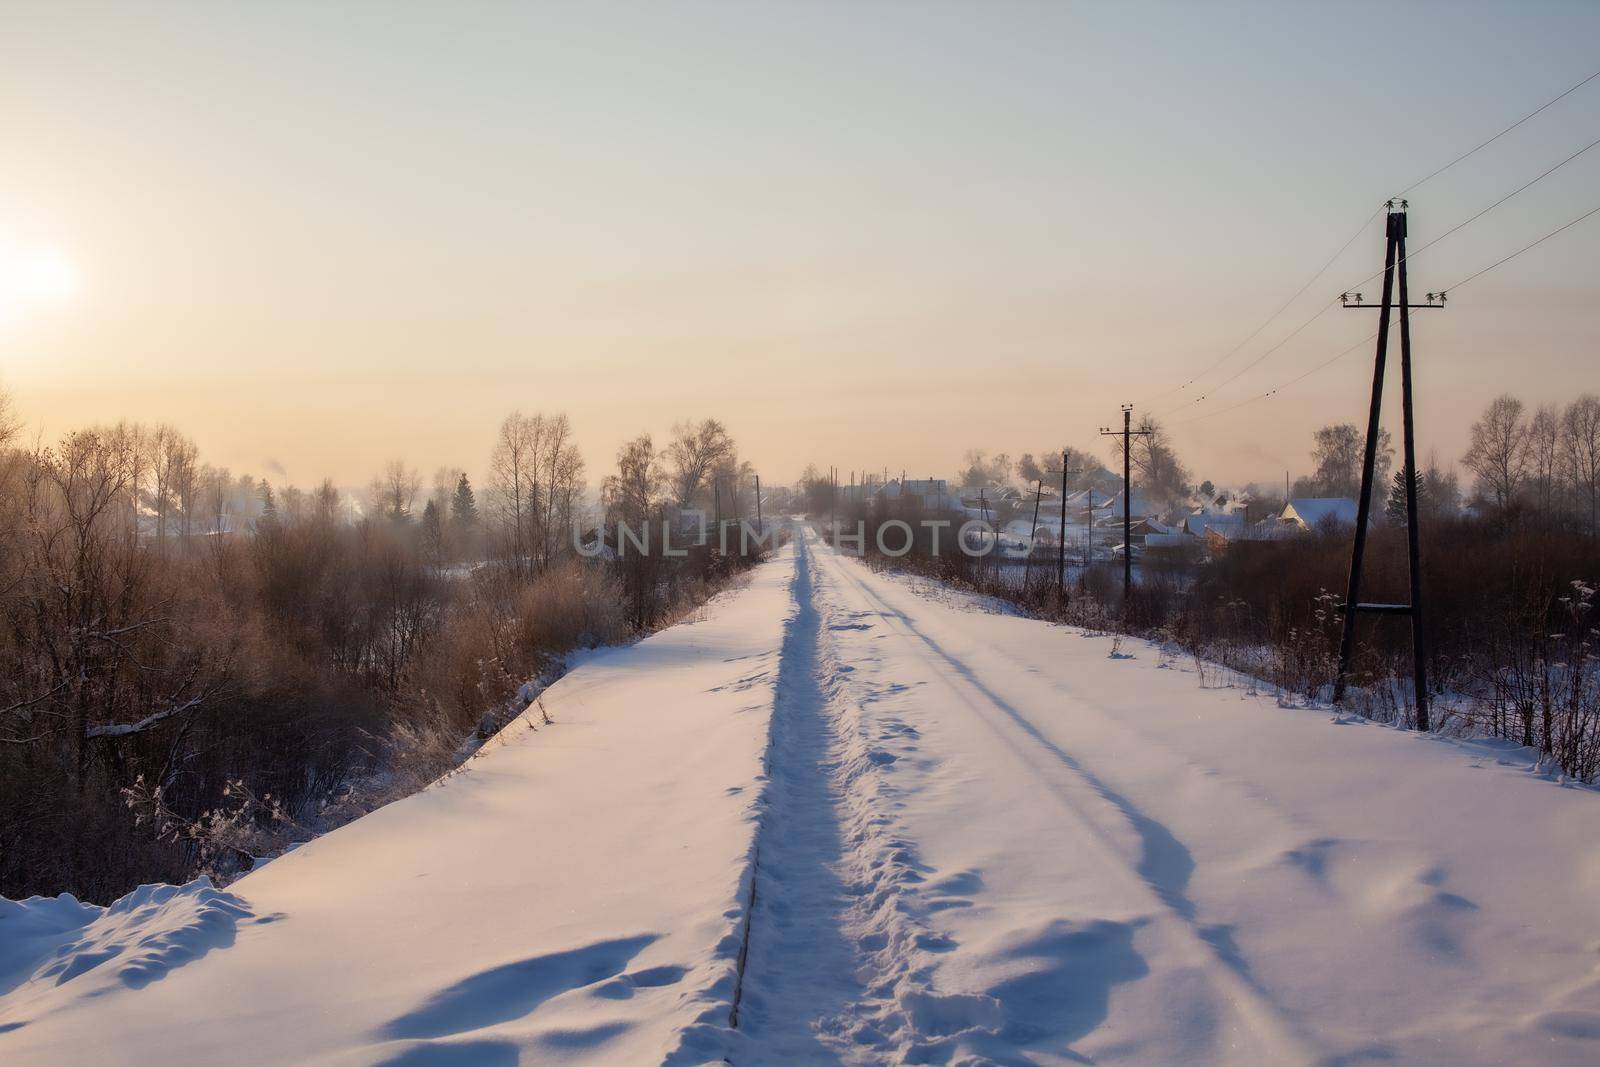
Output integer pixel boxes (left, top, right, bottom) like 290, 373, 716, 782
1341, 132, 1600, 293
1175, 332, 1377, 426
1176, 197, 1600, 426
1156, 298, 1340, 418
1141, 65, 1600, 408
1394, 67, 1600, 197
1442, 200, 1600, 292
1139, 205, 1381, 406
1171, 131, 1600, 421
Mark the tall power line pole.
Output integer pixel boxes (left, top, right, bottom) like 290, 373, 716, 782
1334, 201, 1443, 729
1101, 406, 1152, 605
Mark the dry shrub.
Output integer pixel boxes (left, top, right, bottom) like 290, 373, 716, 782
410, 571, 522, 733
515, 559, 630, 665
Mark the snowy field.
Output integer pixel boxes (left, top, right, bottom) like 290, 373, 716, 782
4, 529, 1600, 1065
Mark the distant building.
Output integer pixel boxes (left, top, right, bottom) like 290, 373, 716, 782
1181, 511, 1244, 538
1281, 497, 1362, 530
1102, 488, 1163, 521
875, 478, 958, 511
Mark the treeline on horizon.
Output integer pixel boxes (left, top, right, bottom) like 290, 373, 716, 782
0, 389, 768, 903
808, 392, 1600, 531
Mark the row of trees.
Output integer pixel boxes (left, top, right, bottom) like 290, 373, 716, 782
965, 401, 1600, 532
0, 392, 763, 901
598, 419, 765, 628
487, 413, 584, 576
831, 394, 1600, 539
1462, 394, 1600, 530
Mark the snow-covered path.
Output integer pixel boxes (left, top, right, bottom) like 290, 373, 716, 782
726, 535, 865, 1058
6, 528, 1600, 1065
773, 531, 1311, 1064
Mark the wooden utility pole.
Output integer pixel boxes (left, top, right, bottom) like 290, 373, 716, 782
1024, 479, 1043, 589
1083, 486, 1095, 576
1056, 452, 1082, 603
1101, 407, 1152, 605
1334, 200, 1443, 729
978, 488, 989, 582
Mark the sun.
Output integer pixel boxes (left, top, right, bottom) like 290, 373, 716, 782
0, 237, 79, 328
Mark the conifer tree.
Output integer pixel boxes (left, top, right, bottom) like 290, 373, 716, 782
451, 473, 478, 528
258, 482, 278, 529
1387, 465, 1427, 524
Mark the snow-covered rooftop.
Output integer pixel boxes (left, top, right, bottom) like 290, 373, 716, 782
1283, 497, 1361, 529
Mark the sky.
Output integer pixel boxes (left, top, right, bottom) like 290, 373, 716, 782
2, 1, 1598, 492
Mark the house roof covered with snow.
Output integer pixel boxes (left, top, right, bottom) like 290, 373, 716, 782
876, 478, 947, 498
874, 478, 959, 510
1282, 497, 1361, 529
1182, 511, 1245, 537
1102, 488, 1161, 519
1065, 488, 1114, 508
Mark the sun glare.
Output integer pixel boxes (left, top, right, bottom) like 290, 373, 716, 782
0, 238, 79, 328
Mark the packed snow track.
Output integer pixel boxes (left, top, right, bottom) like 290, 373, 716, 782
4, 528, 1600, 1065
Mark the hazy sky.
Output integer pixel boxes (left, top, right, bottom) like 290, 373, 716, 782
3, 1, 1598, 491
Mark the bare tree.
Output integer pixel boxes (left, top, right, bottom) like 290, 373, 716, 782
170, 437, 200, 542
538, 414, 584, 567
1016, 453, 1045, 483
1526, 404, 1561, 515
1304, 423, 1392, 501
0, 384, 17, 449
718, 455, 759, 519
1019, 447, 1109, 493
150, 426, 198, 552
1110, 416, 1192, 511
489, 412, 544, 573
1422, 452, 1462, 518
1463, 395, 1527, 510
370, 460, 421, 523
108, 421, 151, 545
954, 449, 1013, 489
200, 465, 231, 534
666, 419, 733, 509
603, 434, 663, 525
1562, 394, 1600, 536
604, 434, 666, 628
314, 478, 342, 525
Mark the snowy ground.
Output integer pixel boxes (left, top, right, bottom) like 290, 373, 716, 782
5, 529, 1600, 1065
